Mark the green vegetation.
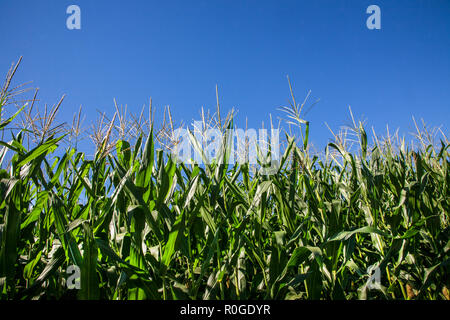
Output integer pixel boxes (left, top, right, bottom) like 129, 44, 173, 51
0, 59, 448, 300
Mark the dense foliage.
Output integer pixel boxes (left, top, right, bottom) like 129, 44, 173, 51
0, 64, 448, 300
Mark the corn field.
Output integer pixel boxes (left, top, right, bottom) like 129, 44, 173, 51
0, 60, 449, 300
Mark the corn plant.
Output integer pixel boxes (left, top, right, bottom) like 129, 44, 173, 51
0, 61, 448, 300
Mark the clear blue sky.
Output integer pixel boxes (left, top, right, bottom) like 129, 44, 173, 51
1, 0, 449, 152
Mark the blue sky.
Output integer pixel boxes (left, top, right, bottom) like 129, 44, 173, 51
1, 0, 449, 152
